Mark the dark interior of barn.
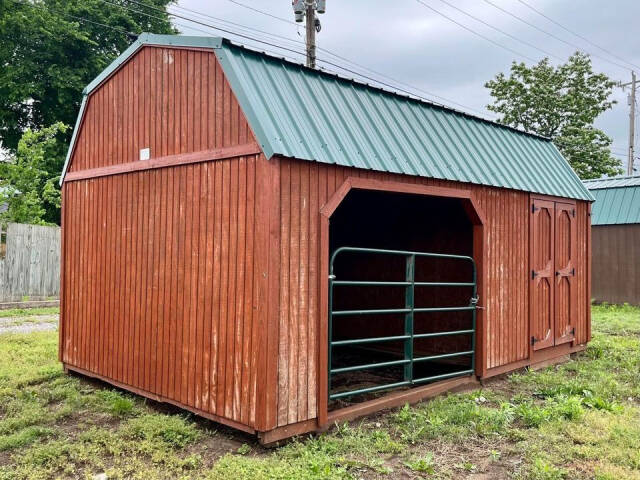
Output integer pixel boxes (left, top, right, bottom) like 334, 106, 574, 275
328, 189, 476, 409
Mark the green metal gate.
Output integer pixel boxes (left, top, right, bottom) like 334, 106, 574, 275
329, 247, 478, 401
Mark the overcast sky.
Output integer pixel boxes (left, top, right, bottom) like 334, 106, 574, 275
176, 0, 640, 172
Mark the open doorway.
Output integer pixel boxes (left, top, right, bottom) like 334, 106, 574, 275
328, 188, 478, 410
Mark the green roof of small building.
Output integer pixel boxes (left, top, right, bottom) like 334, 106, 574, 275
584, 175, 640, 225
61, 34, 593, 201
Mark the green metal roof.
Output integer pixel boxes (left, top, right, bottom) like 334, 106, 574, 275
62, 34, 593, 201
584, 176, 640, 225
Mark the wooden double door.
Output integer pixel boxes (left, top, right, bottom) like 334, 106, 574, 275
530, 197, 576, 351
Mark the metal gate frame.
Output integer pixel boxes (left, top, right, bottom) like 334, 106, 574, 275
328, 246, 478, 401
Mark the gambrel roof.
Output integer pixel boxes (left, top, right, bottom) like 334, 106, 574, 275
62, 34, 593, 201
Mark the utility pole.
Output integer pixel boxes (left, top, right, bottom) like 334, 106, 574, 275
620, 71, 639, 175
292, 1, 325, 68
305, 2, 316, 68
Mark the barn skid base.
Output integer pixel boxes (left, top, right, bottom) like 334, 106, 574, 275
65, 341, 581, 445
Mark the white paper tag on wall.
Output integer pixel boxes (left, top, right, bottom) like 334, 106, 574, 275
140, 148, 150, 161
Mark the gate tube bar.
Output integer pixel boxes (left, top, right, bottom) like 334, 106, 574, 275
413, 350, 474, 363
331, 358, 410, 375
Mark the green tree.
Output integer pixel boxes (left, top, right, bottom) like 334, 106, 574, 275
485, 52, 623, 179
0, 0, 175, 224
0, 122, 68, 225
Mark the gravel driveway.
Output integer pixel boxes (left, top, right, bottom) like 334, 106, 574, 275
0, 314, 59, 335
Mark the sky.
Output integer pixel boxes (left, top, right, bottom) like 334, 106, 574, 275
175, 0, 640, 173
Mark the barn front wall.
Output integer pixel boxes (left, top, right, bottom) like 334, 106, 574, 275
270, 156, 591, 429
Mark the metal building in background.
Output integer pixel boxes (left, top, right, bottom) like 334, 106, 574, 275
59, 34, 593, 443
584, 176, 640, 305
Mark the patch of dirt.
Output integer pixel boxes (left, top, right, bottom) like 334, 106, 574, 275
0, 314, 59, 334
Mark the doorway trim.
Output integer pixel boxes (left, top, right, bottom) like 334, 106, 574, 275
317, 177, 487, 427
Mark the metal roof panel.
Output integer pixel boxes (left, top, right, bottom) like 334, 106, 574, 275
217, 41, 592, 200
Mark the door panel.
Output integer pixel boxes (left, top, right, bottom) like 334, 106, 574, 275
554, 203, 576, 345
530, 199, 555, 350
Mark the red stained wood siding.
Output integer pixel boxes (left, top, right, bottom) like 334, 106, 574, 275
68, 47, 248, 171
61, 46, 271, 430
272, 157, 590, 426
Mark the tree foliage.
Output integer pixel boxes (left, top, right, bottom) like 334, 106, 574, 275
0, 0, 175, 224
485, 53, 622, 179
0, 0, 176, 152
0, 122, 68, 225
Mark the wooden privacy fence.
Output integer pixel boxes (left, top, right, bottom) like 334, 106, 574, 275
0, 223, 61, 302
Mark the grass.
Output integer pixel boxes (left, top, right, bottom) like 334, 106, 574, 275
0, 307, 59, 319
0, 304, 638, 479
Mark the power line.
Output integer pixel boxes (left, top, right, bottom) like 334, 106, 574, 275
434, 0, 563, 61
225, 0, 299, 27
481, 0, 632, 72
10, 0, 138, 38
515, 0, 640, 72
202, 0, 497, 116
109, 0, 498, 118
414, 0, 539, 62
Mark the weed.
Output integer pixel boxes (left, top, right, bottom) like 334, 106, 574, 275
236, 444, 251, 455
404, 453, 436, 474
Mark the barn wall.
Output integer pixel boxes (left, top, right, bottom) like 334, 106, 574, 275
592, 224, 640, 305
69, 46, 248, 171
61, 155, 271, 429
273, 157, 590, 426
61, 45, 273, 430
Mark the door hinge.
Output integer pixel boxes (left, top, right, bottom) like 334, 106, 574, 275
572, 208, 576, 217
531, 204, 539, 213
531, 270, 538, 279
570, 327, 575, 336
570, 268, 575, 276
531, 336, 538, 346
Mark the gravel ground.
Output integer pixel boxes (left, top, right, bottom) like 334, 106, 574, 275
0, 314, 59, 334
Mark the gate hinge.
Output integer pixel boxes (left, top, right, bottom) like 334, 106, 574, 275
531, 336, 538, 346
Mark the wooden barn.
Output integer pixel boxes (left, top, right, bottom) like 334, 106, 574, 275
59, 34, 594, 443
584, 176, 640, 305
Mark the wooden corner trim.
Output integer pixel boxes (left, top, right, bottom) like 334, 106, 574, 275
63, 142, 262, 182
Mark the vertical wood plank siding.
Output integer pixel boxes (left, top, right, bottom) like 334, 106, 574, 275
274, 157, 589, 426
61, 46, 269, 429
68, 47, 250, 171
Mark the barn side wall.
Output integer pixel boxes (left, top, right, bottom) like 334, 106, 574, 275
61, 46, 273, 431
272, 157, 590, 427
592, 224, 640, 305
